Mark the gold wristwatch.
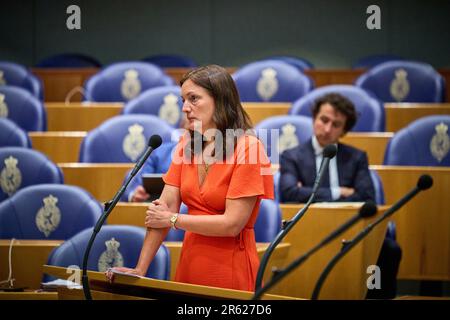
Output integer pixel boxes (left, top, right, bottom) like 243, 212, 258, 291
170, 213, 179, 230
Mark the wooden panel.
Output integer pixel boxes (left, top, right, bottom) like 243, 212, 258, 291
0, 291, 58, 300
46, 103, 123, 131
341, 132, 393, 165
305, 69, 364, 87
59, 163, 133, 202
243, 102, 290, 125
385, 103, 450, 132
269, 204, 388, 299
29, 131, 86, 163
0, 240, 63, 289
371, 166, 450, 281
32, 68, 98, 102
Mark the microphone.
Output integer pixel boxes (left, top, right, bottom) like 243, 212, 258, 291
82, 135, 162, 300
253, 201, 377, 300
254, 144, 337, 291
311, 174, 433, 300
312, 144, 338, 193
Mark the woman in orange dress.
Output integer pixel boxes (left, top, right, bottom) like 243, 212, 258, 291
107, 65, 273, 291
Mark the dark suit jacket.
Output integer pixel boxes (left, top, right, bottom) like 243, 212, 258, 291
279, 139, 375, 203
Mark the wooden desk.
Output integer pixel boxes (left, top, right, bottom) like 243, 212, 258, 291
0, 240, 63, 289
243, 102, 290, 125
371, 166, 450, 281
46, 103, 123, 131
59, 163, 133, 202
271, 203, 388, 299
341, 132, 393, 165
385, 103, 450, 132
0, 291, 58, 300
29, 131, 86, 163
43, 265, 298, 300
108, 203, 291, 283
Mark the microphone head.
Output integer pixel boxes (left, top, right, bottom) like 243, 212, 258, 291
417, 174, 433, 190
323, 144, 337, 159
148, 135, 162, 149
358, 201, 377, 218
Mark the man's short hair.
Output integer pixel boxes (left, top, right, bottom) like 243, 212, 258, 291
311, 93, 358, 133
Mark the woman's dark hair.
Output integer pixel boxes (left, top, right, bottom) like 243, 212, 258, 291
311, 93, 358, 133
180, 65, 254, 159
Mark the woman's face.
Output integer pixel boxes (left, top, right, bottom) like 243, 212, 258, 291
181, 79, 216, 134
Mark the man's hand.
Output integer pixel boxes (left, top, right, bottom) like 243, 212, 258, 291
340, 187, 355, 198
131, 185, 150, 202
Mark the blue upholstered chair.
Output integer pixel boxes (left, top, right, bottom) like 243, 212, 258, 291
84, 62, 174, 102
0, 61, 43, 100
122, 86, 183, 127
45, 225, 170, 281
289, 85, 385, 132
255, 199, 282, 242
369, 169, 385, 206
384, 115, 450, 166
355, 61, 445, 103
255, 115, 313, 163
232, 60, 313, 102
0, 184, 102, 240
0, 147, 63, 202
264, 56, 313, 71
36, 53, 102, 68
79, 115, 174, 163
142, 54, 197, 68
352, 54, 404, 69
0, 86, 46, 131
0, 118, 31, 147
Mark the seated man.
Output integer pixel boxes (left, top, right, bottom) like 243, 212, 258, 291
122, 141, 177, 202
279, 93, 401, 299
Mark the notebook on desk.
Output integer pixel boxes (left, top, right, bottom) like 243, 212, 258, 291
142, 173, 165, 201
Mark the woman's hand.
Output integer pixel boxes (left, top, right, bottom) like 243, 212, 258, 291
145, 199, 173, 229
105, 267, 144, 283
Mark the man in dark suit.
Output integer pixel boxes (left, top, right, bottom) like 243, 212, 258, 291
279, 93, 401, 299
280, 93, 375, 203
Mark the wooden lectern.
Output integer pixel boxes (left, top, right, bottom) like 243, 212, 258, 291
42, 265, 299, 300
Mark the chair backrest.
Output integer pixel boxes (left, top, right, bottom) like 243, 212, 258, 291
79, 114, 174, 163
255, 115, 313, 163
255, 199, 282, 242
0, 61, 43, 100
36, 53, 102, 68
232, 60, 313, 102
0, 118, 31, 147
264, 56, 314, 71
122, 86, 183, 127
84, 62, 174, 102
0, 147, 63, 202
289, 85, 385, 132
45, 225, 170, 281
142, 54, 197, 68
355, 61, 445, 103
369, 169, 385, 205
383, 115, 450, 166
352, 54, 404, 69
0, 184, 102, 240
0, 85, 46, 131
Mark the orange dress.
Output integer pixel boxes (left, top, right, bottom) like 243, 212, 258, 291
163, 134, 274, 291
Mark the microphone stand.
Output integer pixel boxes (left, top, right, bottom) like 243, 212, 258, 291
311, 178, 432, 300
253, 202, 376, 300
254, 145, 337, 291
82, 138, 160, 300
